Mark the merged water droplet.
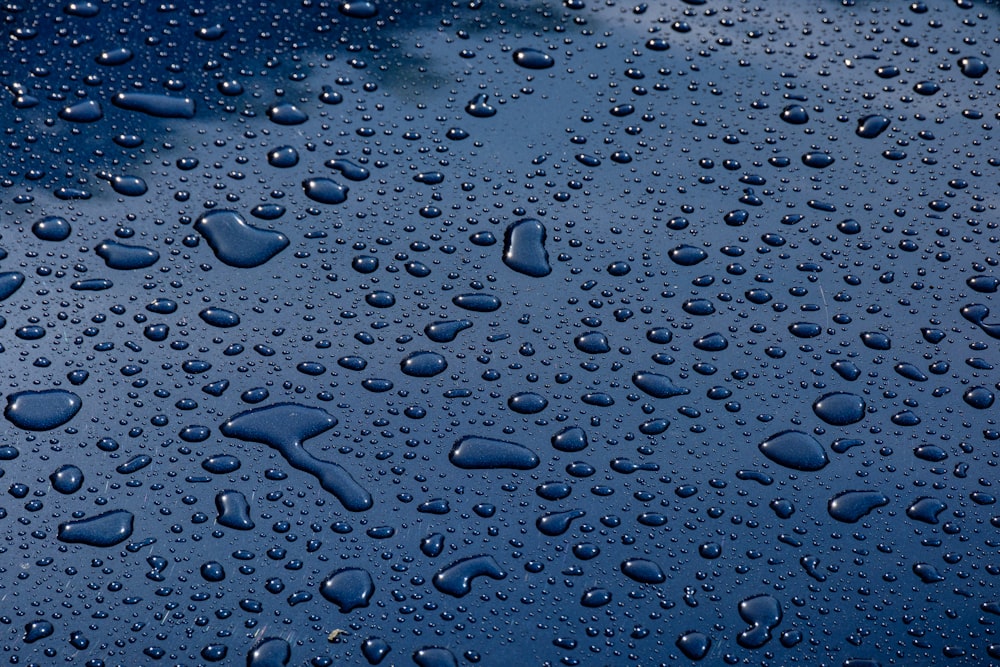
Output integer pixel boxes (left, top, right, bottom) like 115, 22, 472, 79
221, 404, 372, 511
194, 210, 289, 268
432, 555, 506, 597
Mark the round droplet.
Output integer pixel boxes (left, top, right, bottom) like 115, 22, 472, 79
860, 331, 891, 350
512, 48, 554, 69
366, 290, 396, 308
401, 351, 448, 377
109, 175, 147, 196
581, 588, 612, 607
267, 103, 308, 125
963, 386, 994, 409
202, 455, 241, 474
812, 392, 866, 426
201, 561, 226, 582
508, 392, 548, 414
676, 631, 712, 660
801, 152, 835, 168
50, 464, 84, 494
552, 426, 588, 452
788, 322, 822, 338
759, 430, 829, 471
352, 255, 379, 273
267, 145, 299, 168
247, 638, 290, 667
668, 245, 707, 266
199, 308, 241, 328
303, 178, 349, 204
958, 56, 989, 78
779, 104, 808, 124
574, 332, 610, 354
32, 216, 72, 241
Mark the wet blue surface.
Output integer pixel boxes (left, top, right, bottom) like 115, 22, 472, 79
1, 0, 999, 665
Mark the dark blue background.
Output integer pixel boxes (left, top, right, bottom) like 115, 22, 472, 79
0, 0, 997, 665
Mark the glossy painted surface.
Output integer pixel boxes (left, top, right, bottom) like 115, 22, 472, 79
1, 0, 998, 665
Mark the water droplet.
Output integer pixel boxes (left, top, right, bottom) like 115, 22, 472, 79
736, 594, 782, 649
758, 430, 829, 471
5, 389, 82, 431
512, 48, 554, 69
676, 631, 712, 660
49, 464, 84, 494
266, 102, 308, 125
94, 240, 159, 269
620, 558, 666, 584
59, 99, 103, 122
502, 218, 551, 277
31, 216, 72, 241
432, 555, 506, 597
222, 404, 372, 511
194, 210, 289, 268
57, 509, 134, 547
400, 351, 447, 377
828, 490, 889, 523
111, 92, 195, 118
320, 567, 375, 611
812, 392, 866, 426
449, 436, 539, 470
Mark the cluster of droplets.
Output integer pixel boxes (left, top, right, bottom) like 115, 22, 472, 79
0, 0, 999, 665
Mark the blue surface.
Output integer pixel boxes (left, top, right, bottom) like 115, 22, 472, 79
1, 0, 998, 665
